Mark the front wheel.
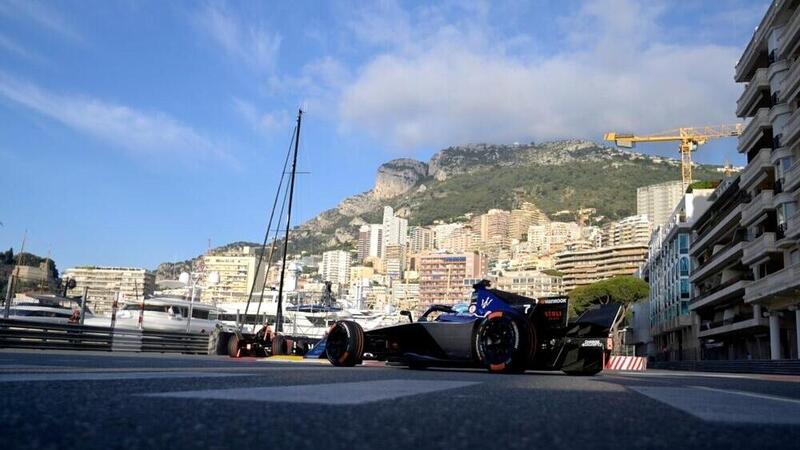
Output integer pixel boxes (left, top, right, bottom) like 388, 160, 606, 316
474, 312, 531, 373
325, 321, 364, 367
227, 334, 241, 358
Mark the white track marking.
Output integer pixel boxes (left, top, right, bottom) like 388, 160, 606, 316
691, 385, 800, 405
628, 386, 800, 424
143, 379, 480, 405
0, 371, 257, 382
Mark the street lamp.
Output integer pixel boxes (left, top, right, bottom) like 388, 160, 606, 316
179, 270, 219, 333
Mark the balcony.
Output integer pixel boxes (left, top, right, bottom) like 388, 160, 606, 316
738, 108, 771, 154
787, 211, 800, 241
737, 67, 770, 117
769, 146, 793, 165
742, 232, 779, 266
691, 205, 744, 257
744, 262, 800, 304
651, 315, 692, 336
785, 159, 800, 192
778, 5, 800, 60
781, 107, 800, 149
690, 241, 745, 283
691, 279, 749, 311
741, 189, 774, 226
740, 148, 773, 191
698, 317, 769, 339
782, 61, 800, 105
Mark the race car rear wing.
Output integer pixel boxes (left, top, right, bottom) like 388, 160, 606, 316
565, 304, 623, 338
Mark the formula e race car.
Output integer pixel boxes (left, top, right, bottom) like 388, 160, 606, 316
322, 280, 622, 375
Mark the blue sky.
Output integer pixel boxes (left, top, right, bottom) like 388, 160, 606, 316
0, 0, 770, 270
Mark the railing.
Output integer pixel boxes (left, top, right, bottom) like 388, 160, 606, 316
693, 273, 752, 303
650, 360, 800, 375
0, 319, 209, 354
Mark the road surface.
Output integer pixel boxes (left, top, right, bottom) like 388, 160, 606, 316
1, 349, 798, 449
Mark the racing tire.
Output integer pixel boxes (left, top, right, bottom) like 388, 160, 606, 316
474, 312, 531, 374
227, 334, 241, 358
325, 321, 364, 367
271, 335, 287, 355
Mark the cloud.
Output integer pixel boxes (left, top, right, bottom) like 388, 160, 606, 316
0, 32, 44, 62
337, 0, 744, 150
194, 2, 281, 73
0, 72, 235, 165
233, 98, 291, 133
0, 0, 82, 42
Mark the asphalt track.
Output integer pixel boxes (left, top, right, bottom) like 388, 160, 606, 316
1, 349, 799, 449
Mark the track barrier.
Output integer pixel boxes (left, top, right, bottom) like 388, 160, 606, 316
605, 355, 647, 371
0, 319, 208, 354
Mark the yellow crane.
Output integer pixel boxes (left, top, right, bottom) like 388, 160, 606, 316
604, 124, 744, 188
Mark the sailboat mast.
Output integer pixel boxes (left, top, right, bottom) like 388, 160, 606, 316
276, 109, 302, 332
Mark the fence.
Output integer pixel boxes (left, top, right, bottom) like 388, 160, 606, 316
0, 319, 209, 354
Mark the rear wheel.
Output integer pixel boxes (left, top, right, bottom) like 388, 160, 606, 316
474, 312, 531, 373
325, 321, 364, 367
227, 334, 241, 358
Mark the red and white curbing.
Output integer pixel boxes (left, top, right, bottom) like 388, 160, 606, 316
605, 356, 647, 371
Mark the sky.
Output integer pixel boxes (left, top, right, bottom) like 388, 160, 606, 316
0, 0, 770, 271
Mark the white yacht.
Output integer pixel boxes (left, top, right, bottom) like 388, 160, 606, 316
83, 297, 225, 335
4, 293, 94, 324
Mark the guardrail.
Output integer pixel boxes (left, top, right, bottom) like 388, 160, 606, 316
649, 359, 800, 375
0, 319, 208, 354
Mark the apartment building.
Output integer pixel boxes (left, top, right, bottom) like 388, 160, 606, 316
382, 206, 408, 251
383, 244, 405, 281
601, 215, 652, 247
418, 252, 487, 308
641, 189, 713, 361
357, 224, 383, 261
202, 246, 265, 304
555, 244, 648, 293
409, 226, 434, 253
637, 180, 685, 228
321, 250, 351, 285
735, 0, 800, 359
64, 266, 155, 313
688, 177, 766, 360
508, 202, 549, 241
472, 209, 510, 256
432, 223, 463, 249
492, 269, 563, 298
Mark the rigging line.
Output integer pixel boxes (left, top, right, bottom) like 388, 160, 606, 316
242, 124, 297, 322
253, 173, 291, 329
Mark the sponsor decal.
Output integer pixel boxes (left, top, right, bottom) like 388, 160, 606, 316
581, 339, 604, 348
480, 298, 492, 309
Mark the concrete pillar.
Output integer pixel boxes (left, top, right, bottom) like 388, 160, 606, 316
795, 308, 800, 360
769, 312, 782, 360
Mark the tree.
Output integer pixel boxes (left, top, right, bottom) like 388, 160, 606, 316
569, 276, 649, 320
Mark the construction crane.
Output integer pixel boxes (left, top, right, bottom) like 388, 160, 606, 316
604, 124, 744, 188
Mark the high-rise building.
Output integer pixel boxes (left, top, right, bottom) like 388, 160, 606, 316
418, 252, 487, 308
601, 215, 652, 247
554, 244, 649, 293
734, 0, 800, 360
432, 223, 463, 249
409, 226, 434, 253
439, 225, 475, 253
472, 209, 510, 256
201, 246, 265, 303
637, 180, 685, 228
357, 224, 383, 261
382, 206, 408, 252
321, 250, 352, 285
641, 188, 713, 361
64, 266, 155, 313
383, 244, 405, 281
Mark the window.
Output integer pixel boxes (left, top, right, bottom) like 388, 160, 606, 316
679, 257, 690, 277
678, 234, 689, 254
680, 279, 690, 298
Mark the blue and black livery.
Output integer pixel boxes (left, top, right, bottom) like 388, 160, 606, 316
324, 280, 621, 375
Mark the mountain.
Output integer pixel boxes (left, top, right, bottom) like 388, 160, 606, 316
155, 139, 723, 279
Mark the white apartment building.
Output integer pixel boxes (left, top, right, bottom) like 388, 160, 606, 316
641, 189, 713, 361
64, 266, 155, 313
432, 223, 463, 249
637, 180, 686, 228
383, 244, 405, 281
492, 269, 563, 298
601, 215, 652, 247
735, 0, 800, 359
382, 206, 408, 251
321, 250, 352, 285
